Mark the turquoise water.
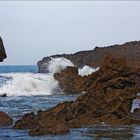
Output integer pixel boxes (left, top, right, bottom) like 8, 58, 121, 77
0, 65, 140, 140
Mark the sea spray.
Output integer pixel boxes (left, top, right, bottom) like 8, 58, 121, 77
0, 58, 74, 96
48, 57, 74, 73
78, 65, 99, 76
0, 73, 59, 96
0, 58, 99, 96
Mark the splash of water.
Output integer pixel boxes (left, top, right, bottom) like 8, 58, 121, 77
78, 65, 99, 76
0, 58, 74, 96
48, 57, 74, 73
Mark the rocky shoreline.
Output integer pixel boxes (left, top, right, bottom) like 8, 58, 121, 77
13, 55, 140, 136
1, 39, 140, 137
37, 41, 140, 73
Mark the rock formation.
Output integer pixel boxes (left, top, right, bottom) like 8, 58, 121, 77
13, 56, 140, 136
38, 41, 140, 73
0, 37, 12, 127
0, 111, 13, 127
0, 36, 7, 62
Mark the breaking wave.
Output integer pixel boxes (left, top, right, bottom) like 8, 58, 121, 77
78, 65, 99, 76
0, 57, 99, 96
48, 57, 74, 73
0, 58, 74, 96
0, 73, 59, 96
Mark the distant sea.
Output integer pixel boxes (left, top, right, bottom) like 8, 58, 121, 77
0, 65, 38, 73
0, 65, 140, 140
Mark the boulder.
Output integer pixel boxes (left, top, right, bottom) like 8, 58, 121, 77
54, 66, 84, 94
0, 111, 13, 127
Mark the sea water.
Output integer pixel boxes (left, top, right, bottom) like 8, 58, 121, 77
0, 59, 140, 140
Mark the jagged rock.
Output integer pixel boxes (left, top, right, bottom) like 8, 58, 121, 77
38, 41, 140, 73
0, 36, 7, 62
13, 56, 140, 136
0, 112, 13, 127
54, 66, 84, 94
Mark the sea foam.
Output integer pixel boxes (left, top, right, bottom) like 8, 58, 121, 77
0, 58, 99, 96
78, 65, 99, 76
0, 58, 74, 96
48, 57, 74, 73
0, 73, 59, 96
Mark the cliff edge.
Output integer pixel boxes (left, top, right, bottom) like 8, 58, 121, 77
37, 41, 140, 73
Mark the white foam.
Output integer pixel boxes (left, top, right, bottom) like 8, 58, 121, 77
0, 73, 59, 96
0, 58, 99, 96
0, 58, 75, 96
78, 65, 99, 76
48, 57, 74, 73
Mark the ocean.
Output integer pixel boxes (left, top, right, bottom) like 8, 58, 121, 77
0, 65, 140, 140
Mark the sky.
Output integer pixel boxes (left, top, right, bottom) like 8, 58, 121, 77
0, 1, 140, 65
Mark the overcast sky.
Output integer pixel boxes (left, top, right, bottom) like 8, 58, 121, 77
0, 1, 140, 65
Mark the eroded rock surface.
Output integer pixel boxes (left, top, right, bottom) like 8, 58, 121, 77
38, 41, 140, 73
13, 56, 140, 136
0, 111, 13, 127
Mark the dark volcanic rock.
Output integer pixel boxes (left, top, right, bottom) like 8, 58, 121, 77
0, 111, 13, 127
0, 36, 7, 62
13, 56, 140, 136
38, 41, 140, 73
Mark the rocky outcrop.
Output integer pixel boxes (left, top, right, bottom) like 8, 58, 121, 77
0, 36, 7, 62
0, 37, 11, 127
54, 66, 84, 94
38, 41, 140, 73
13, 56, 140, 136
0, 112, 13, 127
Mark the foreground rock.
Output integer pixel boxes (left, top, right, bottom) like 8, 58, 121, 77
38, 41, 140, 73
0, 112, 13, 127
0, 36, 7, 62
13, 56, 140, 136
54, 66, 85, 94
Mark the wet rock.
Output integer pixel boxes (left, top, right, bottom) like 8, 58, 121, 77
29, 119, 69, 136
0, 112, 13, 127
13, 56, 140, 136
54, 66, 83, 94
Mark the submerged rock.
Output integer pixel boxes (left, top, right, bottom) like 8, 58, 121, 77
13, 56, 140, 136
0, 112, 13, 127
